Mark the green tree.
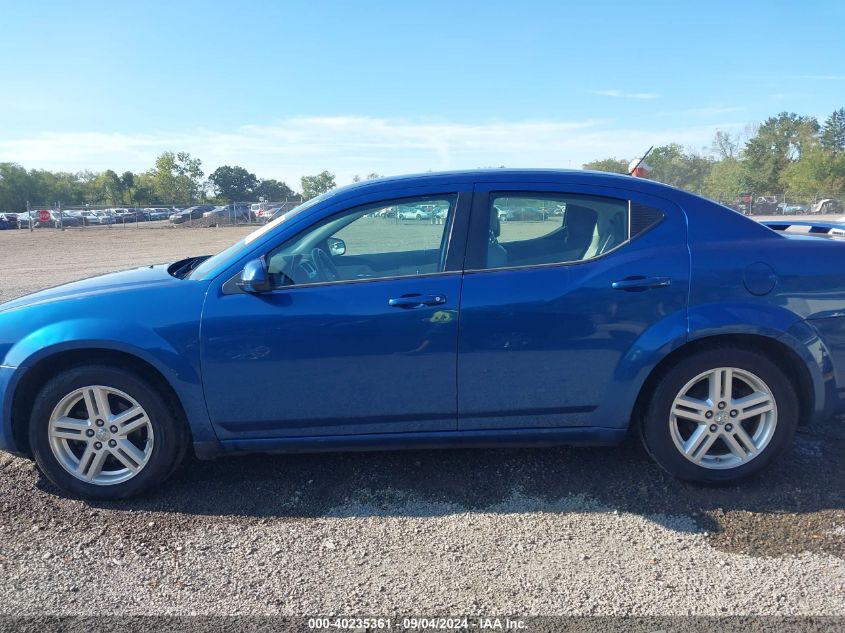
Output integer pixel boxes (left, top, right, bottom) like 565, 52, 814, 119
744, 112, 820, 192
0, 163, 35, 211
120, 171, 135, 204
132, 183, 155, 205
146, 152, 204, 204
704, 157, 753, 201
93, 170, 124, 205
300, 170, 336, 200
208, 165, 258, 201
131, 172, 158, 205
780, 145, 845, 196
23, 169, 89, 206
643, 144, 713, 192
820, 108, 845, 154
254, 178, 295, 200
582, 158, 628, 174
76, 170, 99, 202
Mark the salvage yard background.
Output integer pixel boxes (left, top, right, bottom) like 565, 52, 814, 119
0, 224, 843, 615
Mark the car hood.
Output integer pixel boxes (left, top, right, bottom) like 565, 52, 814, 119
0, 264, 182, 314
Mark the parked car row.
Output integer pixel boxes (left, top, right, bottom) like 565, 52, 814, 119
1, 201, 304, 229
63, 208, 176, 225
772, 199, 844, 215
0, 206, 254, 228
0, 211, 83, 228
368, 203, 451, 222
167, 205, 247, 224
0, 208, 180, 228
729, 195, 844, 216
249, 202, 306, 224
367, 204, 551, 223
497, 206, 551, 222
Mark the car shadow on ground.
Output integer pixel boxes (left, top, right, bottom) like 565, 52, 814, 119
44, 417, 842, 558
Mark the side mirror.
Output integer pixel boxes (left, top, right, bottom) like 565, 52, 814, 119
327, 237, 346, 257
237, 259, 271, 293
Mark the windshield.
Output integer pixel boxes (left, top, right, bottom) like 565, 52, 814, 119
187, 190, 335, 279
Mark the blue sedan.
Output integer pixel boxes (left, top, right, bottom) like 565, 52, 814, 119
0, 169, 842, 498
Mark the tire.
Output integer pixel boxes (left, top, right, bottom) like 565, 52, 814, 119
640, 347, 798, 485
29, 365, 189, 499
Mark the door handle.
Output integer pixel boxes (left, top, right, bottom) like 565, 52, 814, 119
388, 294, 447, 308
611, 276, 672, 291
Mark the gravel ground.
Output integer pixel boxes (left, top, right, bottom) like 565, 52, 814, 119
0, 226, 843, 617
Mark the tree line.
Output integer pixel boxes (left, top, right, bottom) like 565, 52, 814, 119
3, 108, 842, 212
0, 154, 348, 211
584, 108, 845, 202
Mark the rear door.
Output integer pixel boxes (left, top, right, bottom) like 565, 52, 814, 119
457, 182, 689, 430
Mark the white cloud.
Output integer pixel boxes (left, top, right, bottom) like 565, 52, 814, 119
590, 89, 658, 100
799, 75, 845, 81
670, 106, 745, 117
0, 115, 744, 185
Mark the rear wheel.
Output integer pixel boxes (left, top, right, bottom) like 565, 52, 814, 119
29, 365, 188, 499
641, 348, 798, 484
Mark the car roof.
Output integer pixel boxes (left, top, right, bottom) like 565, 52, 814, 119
332, 168, 686, 199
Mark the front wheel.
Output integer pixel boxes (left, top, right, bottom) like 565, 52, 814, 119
641, 348, 798, 484
29, 365, 189, 499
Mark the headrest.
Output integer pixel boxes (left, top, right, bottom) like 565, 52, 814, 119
564, 204, 598, 238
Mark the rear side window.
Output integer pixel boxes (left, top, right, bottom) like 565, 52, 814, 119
482, 193, 630, 270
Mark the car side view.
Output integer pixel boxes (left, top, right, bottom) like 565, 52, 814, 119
1, 169, 844, 499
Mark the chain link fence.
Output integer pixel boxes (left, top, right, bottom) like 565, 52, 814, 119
2, 198, 304, 231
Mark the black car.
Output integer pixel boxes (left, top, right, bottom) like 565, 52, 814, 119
204, 204, 252, 222
170, 205, 216, 224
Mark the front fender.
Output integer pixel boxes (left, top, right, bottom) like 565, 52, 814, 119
1, 318, 217, 453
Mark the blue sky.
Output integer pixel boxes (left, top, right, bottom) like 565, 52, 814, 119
1, 0, 843, 185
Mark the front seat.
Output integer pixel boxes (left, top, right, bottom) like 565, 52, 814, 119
561, 204, 598, 261
487, 206, 508, 268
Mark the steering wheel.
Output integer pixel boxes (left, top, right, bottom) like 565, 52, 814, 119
311, 247, 340, 282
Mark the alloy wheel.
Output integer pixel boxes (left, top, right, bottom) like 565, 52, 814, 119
47, 385, 154, 485
669, 367, 777, 469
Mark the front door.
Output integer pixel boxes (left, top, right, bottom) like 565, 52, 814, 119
457, 183, 689, 430
200, 192, 469, 440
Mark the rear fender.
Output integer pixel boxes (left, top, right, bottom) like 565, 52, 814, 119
591, 302, 833, 429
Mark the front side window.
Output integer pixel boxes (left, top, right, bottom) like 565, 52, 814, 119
482, 193, 629, 270
265, 195, 457, 287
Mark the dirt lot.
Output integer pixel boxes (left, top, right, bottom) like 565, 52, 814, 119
0, 225, 843, 616
0, 225, 256, 303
